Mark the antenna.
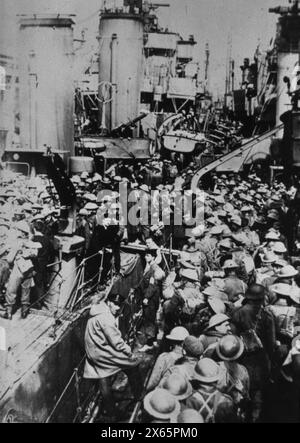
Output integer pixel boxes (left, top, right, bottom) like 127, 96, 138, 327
204, 43, 210, 93
224, 34, 232, 108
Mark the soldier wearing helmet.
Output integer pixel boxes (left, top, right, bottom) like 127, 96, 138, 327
163, 268, 203, 335
143, 388, 180, 423
186, 287, 228, 336
212, 335, 250, 415
146, 327, 189, 392
160, 373, 193, 408
1, 240, 42, 320
186, 358, 236, 423
231, 284, 276, 422
199, 313, 232, 355
160, 335, 204, 383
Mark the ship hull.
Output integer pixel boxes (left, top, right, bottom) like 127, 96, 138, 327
0, 310, 88, 423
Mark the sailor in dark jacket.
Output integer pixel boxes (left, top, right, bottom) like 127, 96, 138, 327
84, 293, 142, 420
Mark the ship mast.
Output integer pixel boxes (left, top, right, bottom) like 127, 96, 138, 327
224, 34, 233, 110
204, 42, 210, 94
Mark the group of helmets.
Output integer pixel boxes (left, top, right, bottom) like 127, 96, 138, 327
143, 329, 244, 422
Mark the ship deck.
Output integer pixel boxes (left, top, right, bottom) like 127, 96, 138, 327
0, 309, 82, 403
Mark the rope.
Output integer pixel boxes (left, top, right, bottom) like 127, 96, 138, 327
45, 356, 86, 423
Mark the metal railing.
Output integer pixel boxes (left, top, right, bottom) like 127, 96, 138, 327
45, 356, 86, 423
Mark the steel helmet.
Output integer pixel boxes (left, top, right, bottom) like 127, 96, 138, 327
84, 202, 98, 211
93, 173, 102, 182
161, 374, 193, 401
214, 196, 225, 205
193, 358, 220, 384
180, 269, 199, 282
208, 288, 229, 304
202, 286, 219, 298
173, 409, 204, 424
183, 336, 204, 358
271, 194, 281, 202
223, 260, 239, 270
83, 193, 97, 202
24, 240, 42, 250
71, 175, 81, 183
290, 287, 300, 305
276, 265, 298, 279
274, 259, 288, 268
79, 209, 89, 216
209, 291, 230, 305
143, 389, 180, 420
206, 217, 219, 226
241, 205, 252, 212
140, 184, 150, 193
12, 207, 23, 219
22, 203, 32, 212
261, 252, 277, 264
208, 298, 226, 315
265, 231, 280, 241
166, 327, 189, 342
216, 335, 244, 361
210, 226, 223, 236
271, 284, 300, 304
207, 314, 230, 330
267, 211, 279, 221
222, 226, 233, 238
231, 216, 242, 227
218, 239, 233, 250
272, 242, 287, 254
113, 176, 122, 182
271, 283, 293, 297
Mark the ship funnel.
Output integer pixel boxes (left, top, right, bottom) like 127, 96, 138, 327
98, 10, 144, 134
19, 15, 75, 158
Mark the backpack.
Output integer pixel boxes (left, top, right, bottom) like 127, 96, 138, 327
193, 389, 224, 423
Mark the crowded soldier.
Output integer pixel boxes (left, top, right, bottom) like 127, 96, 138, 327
2, 155, 300, 423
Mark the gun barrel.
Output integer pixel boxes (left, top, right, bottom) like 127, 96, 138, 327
152, 3, 170, 7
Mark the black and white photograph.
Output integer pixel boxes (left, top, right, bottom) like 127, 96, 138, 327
0, 0, 300, 426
